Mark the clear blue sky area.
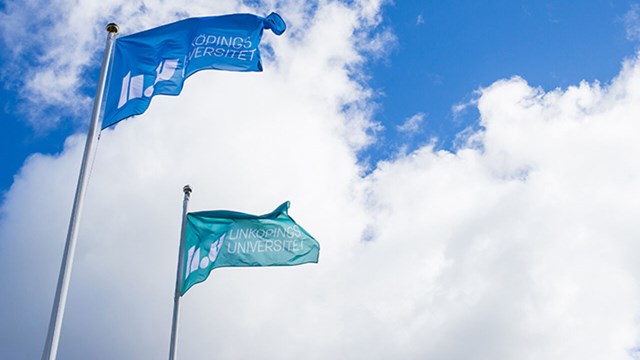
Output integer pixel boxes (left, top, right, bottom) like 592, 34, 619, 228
362, 0, 637, 161
1, 0, 638, 192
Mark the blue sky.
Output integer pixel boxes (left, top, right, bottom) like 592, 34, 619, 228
2, 1, 637, 192
2, 1, 640, 359
364, 0, 637, 159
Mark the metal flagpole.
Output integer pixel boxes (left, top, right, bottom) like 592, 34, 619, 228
169, 184, 193, 360
41, 23, 119, 360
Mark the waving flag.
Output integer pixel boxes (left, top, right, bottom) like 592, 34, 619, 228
181, 202, 319, 295
102, 12, 286, 129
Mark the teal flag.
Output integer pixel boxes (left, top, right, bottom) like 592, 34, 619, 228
181, 202, 319, 295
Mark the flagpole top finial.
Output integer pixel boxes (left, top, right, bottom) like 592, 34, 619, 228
106, 23, 119, 34
183, 185, 192, 195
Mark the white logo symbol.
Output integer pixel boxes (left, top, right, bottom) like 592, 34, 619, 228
185, 233, 225, 280
117, 59, 179, 108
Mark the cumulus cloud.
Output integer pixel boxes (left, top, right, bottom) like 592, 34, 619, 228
363, 60, 640, 359
2, 1, 640, 360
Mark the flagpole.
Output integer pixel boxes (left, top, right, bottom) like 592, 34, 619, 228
41, 23, 119, 360
169, 184, 193, 360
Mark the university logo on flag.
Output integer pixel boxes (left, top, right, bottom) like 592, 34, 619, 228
103, 12, 286, 129
181, 202, 320, 295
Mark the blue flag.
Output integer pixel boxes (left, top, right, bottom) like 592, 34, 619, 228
102, 13, 286, 129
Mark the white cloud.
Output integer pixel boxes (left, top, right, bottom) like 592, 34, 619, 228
2, 1, 640, 360
396, 111, 425, 133
363, 59, 640, 359
452, 97, 478, 118
416, 13, 425, 25
624, 4, 640, 41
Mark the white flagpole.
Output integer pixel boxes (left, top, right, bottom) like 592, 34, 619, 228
169, 184, 193, 360
41, 23, 119, 360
